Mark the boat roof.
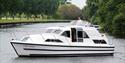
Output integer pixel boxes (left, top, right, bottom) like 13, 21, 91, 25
46, 25, 97, 31
46, 25, 102, 39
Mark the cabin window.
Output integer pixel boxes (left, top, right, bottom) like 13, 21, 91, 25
45, 39, 63, 43
78, 31, 83, 38
83, 31, 89, 38
93, 40, 107, 44
71, 28, 84, 42
61, 31, 70, 37
53, 29, 62, 34
77, 31, 83, 42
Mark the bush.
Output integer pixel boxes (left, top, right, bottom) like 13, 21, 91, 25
112, 13, 125, 38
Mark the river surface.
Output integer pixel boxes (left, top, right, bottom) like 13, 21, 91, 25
0, 23, 125, 63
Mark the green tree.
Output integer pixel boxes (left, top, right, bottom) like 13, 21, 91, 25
112, 13, 125, 38
84, 0, 125, 38
56, 4, 82, 19
9, 0, 21, 20
0, 0, 64, 20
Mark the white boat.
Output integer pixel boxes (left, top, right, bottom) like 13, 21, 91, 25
11, 21, 114, 57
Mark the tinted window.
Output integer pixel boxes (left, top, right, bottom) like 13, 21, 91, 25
61, 31, 70, 37
78, 31, 83, 38
93, 40, 107, 44
45, 39, 63, 43
83, 32, 89, 38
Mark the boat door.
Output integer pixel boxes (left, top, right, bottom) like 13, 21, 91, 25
71, 28, 83, 42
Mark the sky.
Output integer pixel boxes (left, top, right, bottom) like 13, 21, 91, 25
70, 0, 86, 9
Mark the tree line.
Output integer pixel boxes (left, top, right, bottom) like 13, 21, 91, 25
0, 0, 83, 20
0, 0, 65, 20
83, 0, 125, 38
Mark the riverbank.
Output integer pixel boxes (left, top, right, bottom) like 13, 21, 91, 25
0, 19, 71, 28
0, 19, 71, 24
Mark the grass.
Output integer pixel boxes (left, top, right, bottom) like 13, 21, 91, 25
0, 18, 47, 24
0, 18, 70, 24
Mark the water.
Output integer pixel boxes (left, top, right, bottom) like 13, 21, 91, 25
0, 23, 125, 63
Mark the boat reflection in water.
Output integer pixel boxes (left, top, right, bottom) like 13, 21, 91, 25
11, 20, 114, 57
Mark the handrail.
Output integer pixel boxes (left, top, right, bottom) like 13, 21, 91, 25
41, 34, 45, 40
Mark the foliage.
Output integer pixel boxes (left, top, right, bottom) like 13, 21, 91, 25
83, 0, 125, 38
112, 13, 125, 38
0, 0, 64, 19
56, 4, 82, 19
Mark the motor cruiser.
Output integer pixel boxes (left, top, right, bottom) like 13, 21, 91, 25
11, 21, 114, 57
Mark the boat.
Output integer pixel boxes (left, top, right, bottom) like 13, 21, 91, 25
11, 20, 114, 57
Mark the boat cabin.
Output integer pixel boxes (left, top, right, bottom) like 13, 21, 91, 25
20, 25, 108, 46
44, 26, 107, 45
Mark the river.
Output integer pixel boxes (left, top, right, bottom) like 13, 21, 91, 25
0, 23, 125, 63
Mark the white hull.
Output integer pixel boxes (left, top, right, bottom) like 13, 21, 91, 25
11, 42, 114, 56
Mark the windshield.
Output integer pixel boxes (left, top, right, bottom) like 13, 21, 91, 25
45, 29, 54, 33
45, 29, 62, 34
53, 29, 62, 34
21, 37, 30, 42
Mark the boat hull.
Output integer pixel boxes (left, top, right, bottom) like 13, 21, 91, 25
11, 42, 114, 57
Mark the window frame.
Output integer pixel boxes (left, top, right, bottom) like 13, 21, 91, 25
45, 39, 63, 43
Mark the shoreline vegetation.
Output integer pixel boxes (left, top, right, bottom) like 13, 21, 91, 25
0, 18, 70, 24
0, 18, 71, 28
84, 0, 125, 38
0, 0, 83, 28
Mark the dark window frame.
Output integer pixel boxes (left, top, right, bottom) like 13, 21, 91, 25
71, 28, 77, 42
93, 40, 107, 44
45, 39, 63, 43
